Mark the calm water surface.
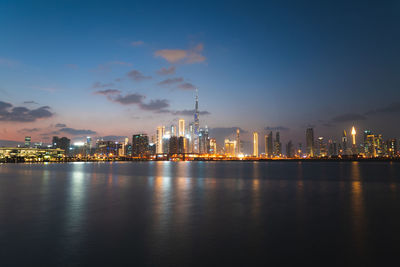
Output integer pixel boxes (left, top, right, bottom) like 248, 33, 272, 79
0, 161, 399, 266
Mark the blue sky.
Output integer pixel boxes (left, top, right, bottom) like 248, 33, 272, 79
1, 0, 400, 151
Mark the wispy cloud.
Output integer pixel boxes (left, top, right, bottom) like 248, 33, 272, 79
94, 89, 121, 95
264, 126, 290, 131
114, 93, 145, 105
23, 100, 38, 105
58, 128, 97, 135
55, 123, 67, 128
331, 113, 367, 123
154, 43, 206, 64
18, 128, 40, 133
0, 101, 54, 122
156, 66, 176, 75
177, 82, 196, 90
365, 102, 400, 116
139, 99, 169, 111
92, 82, 115, 89
157, 77, 184, 86
131, 40, 144, 46
126, 70, 152, 81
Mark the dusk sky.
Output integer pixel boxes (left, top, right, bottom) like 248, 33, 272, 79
1, 0, 400, 152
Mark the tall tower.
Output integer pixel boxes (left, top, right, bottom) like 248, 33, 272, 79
236, 128, 241, 155
193, 89, 200, 153
351, 126, 357, 155
178, 119, 185, 137
253, 132, 259, 157
342, 130, 348, 155
156, 126, 165, 154
306, 128, 314, 157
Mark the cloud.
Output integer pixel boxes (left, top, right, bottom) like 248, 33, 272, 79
18, 128, 40, 133
23, 100, 38, 105
131, 40, 144, 46
157, 77, 184, 86
55, 123, 67, 128
92, 82, 115, 88
126, 70, 152, 81
365, 102, 400, 116
264, 126, 290, 131
177, 82, 196, 90
94, 89, 121, 95
154, 43, 206, 64
139, 99, 169, 111
58, 128, 97, 135
171, 109, 211, 116
114, 93, 145, 105
0, 101, 54, 122
101, 135, 128, 141
157, 66, 176, 75
331, 113, 367, 123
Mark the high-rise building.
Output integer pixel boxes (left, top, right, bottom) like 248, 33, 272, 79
286, 140, 294, 158
52, 136, 71, 155
224, 139, 236, 157
156, 126, 165, 154
306, 128, 314, 157
169, 136, 179, 154
199, 127, 210, 154
265, 131, 273, 158
193, 89, 200, 153
387, 138, 397, 157
342, 130, 348, 155
171, 125, 177, 137
178, 119, 185, 137
210, 138, 217, 154
274, 132, 282, 156
253, 132, 258, 157
178, 136, 187, 154
132, 134, 149, 157
236, 129, 241, 155
24, 136, 31, 148
351, 126, 357, 154
316, 137, 327, 157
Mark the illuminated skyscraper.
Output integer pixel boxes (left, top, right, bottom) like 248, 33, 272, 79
210, 138, 217, 154
306, 128, 314, 157
178, 119, 185, 137
274, 132, 282, 156
156, 126, 165, 154
24, 136, 31, 148
193, 89, 200, 153
224, 139, 236, 157
253, 132, 259, 157
265, 131, 273, 158
286, 140, 294, 158
132, 134, 149, 157
199, 127, 210, 154
351, 126, 357, 154
342, 130, 348, 155
171, 125, 177, 137
236, 128, 241, 155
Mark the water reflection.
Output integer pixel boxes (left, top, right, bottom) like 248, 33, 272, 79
62, 163, 88, 256
350, 162, 366, 256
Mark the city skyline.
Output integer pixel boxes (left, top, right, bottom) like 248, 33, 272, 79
1, 1, 400, 149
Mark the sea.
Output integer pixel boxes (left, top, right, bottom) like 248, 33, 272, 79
0, 161, 399, 266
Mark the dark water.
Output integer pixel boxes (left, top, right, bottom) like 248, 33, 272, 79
0, 161, 399, 266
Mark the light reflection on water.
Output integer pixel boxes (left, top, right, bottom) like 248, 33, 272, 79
0, 161, 400, 266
